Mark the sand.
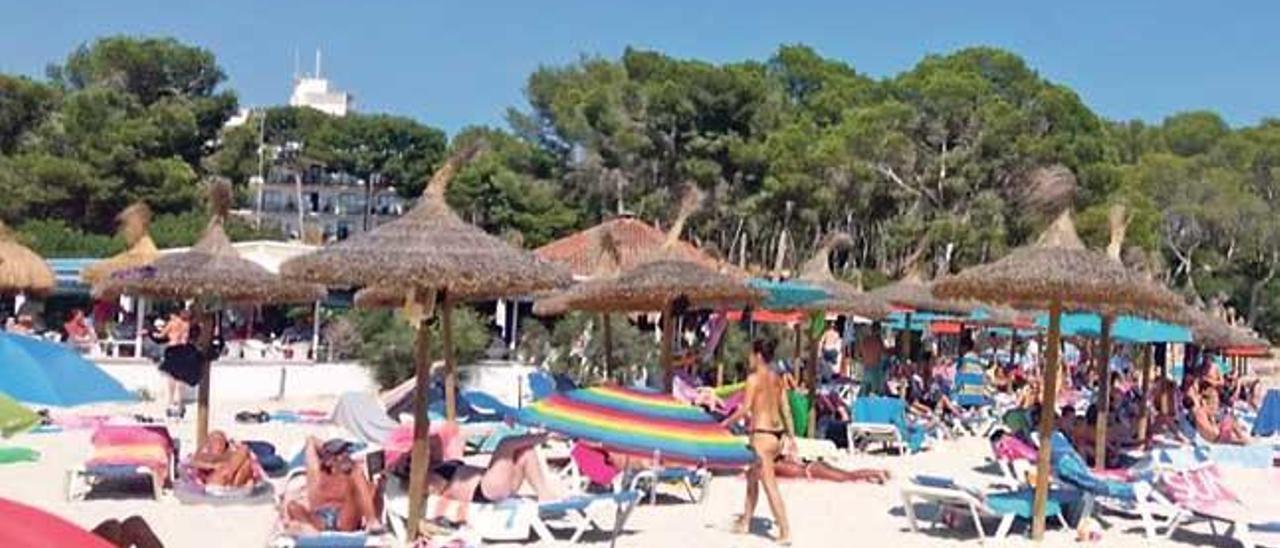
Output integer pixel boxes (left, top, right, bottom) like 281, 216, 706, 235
1, 395, 1276, 547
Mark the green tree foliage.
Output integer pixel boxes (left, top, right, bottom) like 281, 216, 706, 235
206, 106, 448, 198
350, 307, 491, 389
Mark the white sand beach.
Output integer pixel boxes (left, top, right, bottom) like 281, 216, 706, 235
1, 393, 1277, 548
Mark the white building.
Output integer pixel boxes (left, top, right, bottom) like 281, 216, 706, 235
288, 51, 353, 117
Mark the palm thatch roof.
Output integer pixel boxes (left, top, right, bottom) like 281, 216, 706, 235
81, 203, 161, 286
933, 210, 1184, 319
1187, 308, 1271, 349
867, 269, 975, 315
532, 185, 763, 314
279, 144, 570, 300
535, 215, 737, 278
793, 232, 888, 318
94, 181, 324, 304
0, 220, 55, 296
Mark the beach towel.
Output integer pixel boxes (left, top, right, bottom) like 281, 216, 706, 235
1049, 432, 1135, 500
853, 397, 925, 452
332, 392, 400, 445
570, 443, 620, 487
270, 410, 329, 424
993, 434, 1037, 462
1251, 389, 1280, 437
174, 474, 274, 505
384, 422, 463, 466
0, 447, 39, 464
788, 391, 810, 438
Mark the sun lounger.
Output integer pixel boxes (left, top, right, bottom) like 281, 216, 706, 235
173, 454, 275, 506
564, 442, 710, 505
1048, 432, 1185, 539
847, 397, 925, 454
67, 425, 176, 501
901, 475, 1069, 541
1155, 462, 1275, 548
270, 462, 391, 548
382, 466, 640, 546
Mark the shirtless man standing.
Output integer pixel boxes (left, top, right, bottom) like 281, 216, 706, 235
857, 322, 887, 396
721, 338, 794, 545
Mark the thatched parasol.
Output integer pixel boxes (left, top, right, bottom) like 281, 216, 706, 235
794, 232, 888, 318
94, 181, 325, 448
281, 143, 570, 539
789, 232, 887, 437
535, 214, 734, 279
533, 186, 762, 315
0, 221, 55, 297
81, 203, 160, 286
933, 203, 1184, 539
866, 268, 974, 316
533, 185, 764, 390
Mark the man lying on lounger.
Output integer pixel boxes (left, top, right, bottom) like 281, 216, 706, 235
285, 437, 384, 533
191, 430, 256, 488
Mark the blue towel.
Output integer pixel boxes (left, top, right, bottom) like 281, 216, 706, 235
1049, 432, 1135, 501
1252, 390, 1280, 437
853, 397, 925, 452
290, 533, 369, 547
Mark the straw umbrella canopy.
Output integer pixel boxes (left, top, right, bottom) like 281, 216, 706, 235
94, 181, 325, 447
794, 232, 889, 318
933, 204, 1184, 539
535, 214, 733, 279
81, 203, 160, 286
533, 185, 764, 389
0, 220, 55, 297
281, 144, 570, 539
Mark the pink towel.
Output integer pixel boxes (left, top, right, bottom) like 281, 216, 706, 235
571, 443, 619, 486
385, 422, 463, 465
994, 435, 1038, 462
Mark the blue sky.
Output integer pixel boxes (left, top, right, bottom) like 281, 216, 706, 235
2, 1, 1276, 137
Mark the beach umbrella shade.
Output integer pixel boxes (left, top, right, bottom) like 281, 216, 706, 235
788, 232, 889, 437
933, 199, 1183, 538
0, 220, 55, 297
0, 497, 113, 548
93, 181, 325, 447
748, 278, 831, 311
534, 214, 738, 279
281, 143, 570, 539
533, 186, 764, 390
517, 385, 754, 468
793, 232, 889, 319
80, 203, 160, 286
0, 392, 38, 438
0, 331, 134, 407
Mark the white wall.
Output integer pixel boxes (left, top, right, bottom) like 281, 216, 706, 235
99, 362, 377, 403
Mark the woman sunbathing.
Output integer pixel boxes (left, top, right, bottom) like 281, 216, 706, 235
1190, 388, 1251, 445
402, 433, 565, 510
774, 458, 890, 484
191, 430, 256, 487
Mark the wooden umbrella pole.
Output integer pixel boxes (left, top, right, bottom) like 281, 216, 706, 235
406, 287, 437, 541
442, 292, 456, 422
807, 318, 820, 438
1093, 315, 1113, 469
1136, 344, 1154, 443
601, 313, 614, 381
660, 303, 676, 391
791, 323, 802, 366
194, 306, 215, 448
1008, 331, 1017, 369
1031, 300, 1063, 541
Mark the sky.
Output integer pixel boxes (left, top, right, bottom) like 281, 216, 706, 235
2, 1, 1278, 137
